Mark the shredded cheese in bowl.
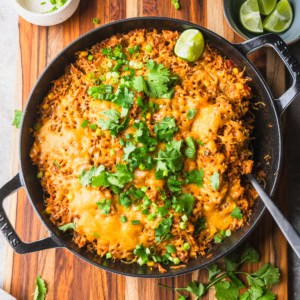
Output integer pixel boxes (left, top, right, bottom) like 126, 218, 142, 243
30, 29, 255, 272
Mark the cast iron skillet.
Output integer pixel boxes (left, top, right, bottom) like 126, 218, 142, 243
1, 17, 300, 278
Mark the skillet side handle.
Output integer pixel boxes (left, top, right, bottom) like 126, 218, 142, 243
235, 34, 300, 115
0, 173, 61, 254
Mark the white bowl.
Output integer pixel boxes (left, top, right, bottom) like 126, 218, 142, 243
12, 0, 80, 26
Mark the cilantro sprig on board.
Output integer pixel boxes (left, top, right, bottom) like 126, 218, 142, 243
159, 245, 281, 300
33, 275, 47, 300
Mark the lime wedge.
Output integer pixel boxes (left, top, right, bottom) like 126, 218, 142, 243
174, 29, 205, 62
240, 0, 264, 34
257, 0, 277, 15
263, 0, 293, 33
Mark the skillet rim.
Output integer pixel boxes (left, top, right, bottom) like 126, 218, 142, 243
18, 16, 282, 278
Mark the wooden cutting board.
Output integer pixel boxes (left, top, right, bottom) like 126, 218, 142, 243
3, 0, 288, 299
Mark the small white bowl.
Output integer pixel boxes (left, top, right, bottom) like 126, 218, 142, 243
12, 0, 80, 27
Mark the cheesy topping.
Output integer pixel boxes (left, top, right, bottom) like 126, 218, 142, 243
30, 29, 255, 271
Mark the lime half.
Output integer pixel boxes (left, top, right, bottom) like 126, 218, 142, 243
257, 0, 277, 15
263, 0, 293, 33
174, 29, 205, 62
240, 0, 264, 34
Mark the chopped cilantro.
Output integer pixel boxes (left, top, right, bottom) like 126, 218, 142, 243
133, 121, 157, 148
155, 140, 183, 179
79, 164, 133, 192
119, 186, 145, 208
166, 244, 176, 254
113, 86, 134, 108
210, 171, 220, 191
184, 136, 196, 160
96, 199, 111, 214
167, 177, 182, 193
98, 109, 129, 137
79, 165, 105, 186
81, 119, 90, 128
12, 110, 23, 128
155, 215, 173, 243
58, 222, 76, 232
154, 117, 178, 141
231, 207, 243, 220
186, 168, 204, 187
177, 193, 194, 215
187, 108, 197, 120
33, 275, 47, 300
132, 60, 179, 99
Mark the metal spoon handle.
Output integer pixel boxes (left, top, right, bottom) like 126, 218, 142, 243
248, 174, 300, 259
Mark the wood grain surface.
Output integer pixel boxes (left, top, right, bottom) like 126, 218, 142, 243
3, 0, 288, 299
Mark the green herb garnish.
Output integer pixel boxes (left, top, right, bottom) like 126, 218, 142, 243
184, 136, 196, 160
154, 117, 178, 141
98, 109, 129, 137
159, 245, 280, 300
12, 110, 23, 128
96, 199, 111, 214
187, 108, 197, 120
186, 168, 204, 187
231, 207, 243, 220
33, 275, 47, 300
58, 222, 76, 232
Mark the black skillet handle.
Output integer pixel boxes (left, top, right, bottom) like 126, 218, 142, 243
235, 33, 300, 115
0, 173, 61, 253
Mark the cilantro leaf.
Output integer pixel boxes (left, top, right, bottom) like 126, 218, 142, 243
187, 108, 197, 120
167, 177, 182, 193
247, 275, 265, 287
98, 109, 129, 137
96, 199, 111, 214
155, 140, 183, 178
214, 280, 239, 300
79, 165, 105, 186
34, 275, 47, 300
228, 272, 245, 288
58, 222, 76, 232
184, 136, 196, 160
119, 186, 145, 208
183, 281, 206, 298
224, 252, 240, 272
155, 215, 173, 243
257, 291, 276, 300
132, 75, 148, 93
154, 117, 178, 141
177, 193, 195, 215
123, 142, 137, 161
207, 263, 221, 280
252, 264, 280, 286
186, 168, 204, 187
210, 171, 220, 191
133, 121, 157, 147
194, 217, 206, 234
12, 110, 23, 129
113, 86, 134, 108
241, 246, 260, 264
145, 60, 179, 99
107, 164, 133, 188
247, 285, 264, 300
231, 207, 243, 220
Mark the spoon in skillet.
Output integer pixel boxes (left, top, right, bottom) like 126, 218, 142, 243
248, 174, 300, 259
